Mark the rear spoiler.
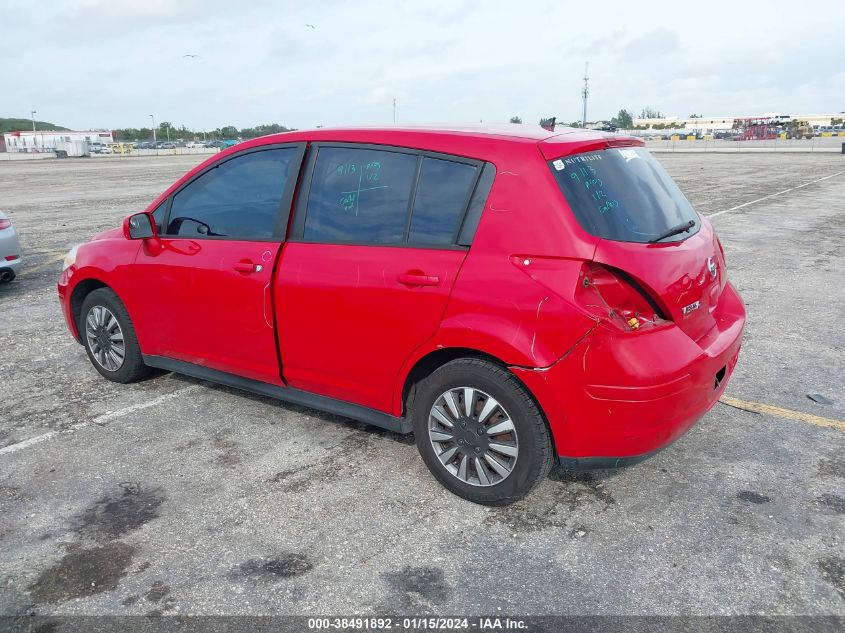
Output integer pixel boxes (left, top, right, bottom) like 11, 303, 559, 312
538, 133, 643, 161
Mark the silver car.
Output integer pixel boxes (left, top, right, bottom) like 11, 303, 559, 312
0, 210, 21, 282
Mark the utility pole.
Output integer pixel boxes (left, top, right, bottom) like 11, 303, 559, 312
30, 110, 37, 152
581, 62, 589, 129
150, 114, 157, 155
393, 97, 396, 124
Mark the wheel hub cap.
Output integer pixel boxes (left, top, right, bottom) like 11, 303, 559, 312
85, 305, 126, 372
452, 419, 490, 453
427, 387, 519, 487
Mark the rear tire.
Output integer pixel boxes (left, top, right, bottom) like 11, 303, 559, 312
80, 288, 150, 383
412, 358, 553, 505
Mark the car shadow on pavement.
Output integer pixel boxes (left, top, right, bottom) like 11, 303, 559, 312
164, 373, 626, 484
165, 372, 416, 446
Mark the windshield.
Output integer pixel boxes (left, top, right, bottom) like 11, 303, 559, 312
549, 147, 700, 243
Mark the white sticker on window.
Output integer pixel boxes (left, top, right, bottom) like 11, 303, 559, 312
552, 159, 566, 171
617, 148, 640, 162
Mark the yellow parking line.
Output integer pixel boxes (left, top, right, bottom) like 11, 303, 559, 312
720, 395, 845, 432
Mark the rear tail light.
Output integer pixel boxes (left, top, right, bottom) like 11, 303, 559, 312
575, 262, 668, 331
0, 219, 11, 230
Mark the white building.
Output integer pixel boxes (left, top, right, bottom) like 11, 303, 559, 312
1, 130, 114, 152
630, 113, 842, 133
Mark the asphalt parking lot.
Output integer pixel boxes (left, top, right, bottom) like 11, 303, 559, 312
0, 152, 843, 619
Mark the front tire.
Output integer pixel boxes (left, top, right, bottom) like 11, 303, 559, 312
412, 358, 553, 505
80, 288, 150, 383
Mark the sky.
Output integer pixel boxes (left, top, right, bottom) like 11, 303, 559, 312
2, 0, 844, 132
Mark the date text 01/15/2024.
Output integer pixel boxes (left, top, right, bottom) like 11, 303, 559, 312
306, 616, 528, 629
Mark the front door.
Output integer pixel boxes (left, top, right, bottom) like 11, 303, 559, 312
131, 144, 304, 384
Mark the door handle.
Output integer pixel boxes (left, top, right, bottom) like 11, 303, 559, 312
233, 261, 263, 274
397, 272, 440, 287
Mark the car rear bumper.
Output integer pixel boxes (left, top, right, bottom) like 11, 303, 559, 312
512, 281, 746, 462
0, 256, 21, 274
0, 228, 22, 277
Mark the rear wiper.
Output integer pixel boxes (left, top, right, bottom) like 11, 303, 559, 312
649, 219, 696, 243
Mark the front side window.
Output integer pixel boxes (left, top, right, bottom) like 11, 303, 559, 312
408, 157, 477, 245
151, 201, 167, 234
166, 148, 296, 239
303, 147, 417, 244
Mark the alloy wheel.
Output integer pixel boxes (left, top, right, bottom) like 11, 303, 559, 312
428, 387, 519, 487
85, 305, 126, 372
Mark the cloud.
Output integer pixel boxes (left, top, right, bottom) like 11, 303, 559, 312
2, 0, 843, 129
622, 28, 681, 59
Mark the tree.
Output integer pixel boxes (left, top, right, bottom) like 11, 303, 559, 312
612, 109, 633, 129
239, 123, 293, 139
640, 107, 664, 119
509, 116, 522, 124
0, 117, 68, 133
111, 122, 294, 142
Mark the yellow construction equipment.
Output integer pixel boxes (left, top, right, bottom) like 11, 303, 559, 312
783, 120, 814, 139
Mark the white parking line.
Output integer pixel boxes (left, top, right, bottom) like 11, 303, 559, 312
706, 171, 843, 218
0, 385, 199, 457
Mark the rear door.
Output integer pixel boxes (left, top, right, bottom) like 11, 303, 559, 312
276, 144, 484, 412
132, 144, 304, 384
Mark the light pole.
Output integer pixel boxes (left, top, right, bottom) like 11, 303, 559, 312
149, 114, 157, 155
581, 62, 589, 129
30, 110, 37, 151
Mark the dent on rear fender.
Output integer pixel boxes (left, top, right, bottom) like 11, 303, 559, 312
509, 322, 599, 372
431, 297, 599, 373
440, 256, 597, 368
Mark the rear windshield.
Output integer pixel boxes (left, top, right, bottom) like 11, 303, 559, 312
549, 147, 699, 243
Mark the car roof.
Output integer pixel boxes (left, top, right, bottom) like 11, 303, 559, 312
281, 124, 566, 142
235, 124, 641, 161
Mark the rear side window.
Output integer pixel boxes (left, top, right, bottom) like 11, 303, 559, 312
408, 157, 477, 245
303, 147, 417, 244
166, 148, 296, 239
549, 148, 699, 243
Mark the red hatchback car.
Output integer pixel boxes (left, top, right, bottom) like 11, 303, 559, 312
58, 125, 745, 504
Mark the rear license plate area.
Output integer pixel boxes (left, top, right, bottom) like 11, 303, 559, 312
714, 365, 727, 389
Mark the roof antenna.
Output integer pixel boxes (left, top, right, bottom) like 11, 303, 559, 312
581, 62, 589, 129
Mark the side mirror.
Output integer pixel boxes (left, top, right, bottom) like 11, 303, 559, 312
127, 212, 156, 240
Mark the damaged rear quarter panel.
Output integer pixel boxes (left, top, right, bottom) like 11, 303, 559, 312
428, 145, 599, 369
